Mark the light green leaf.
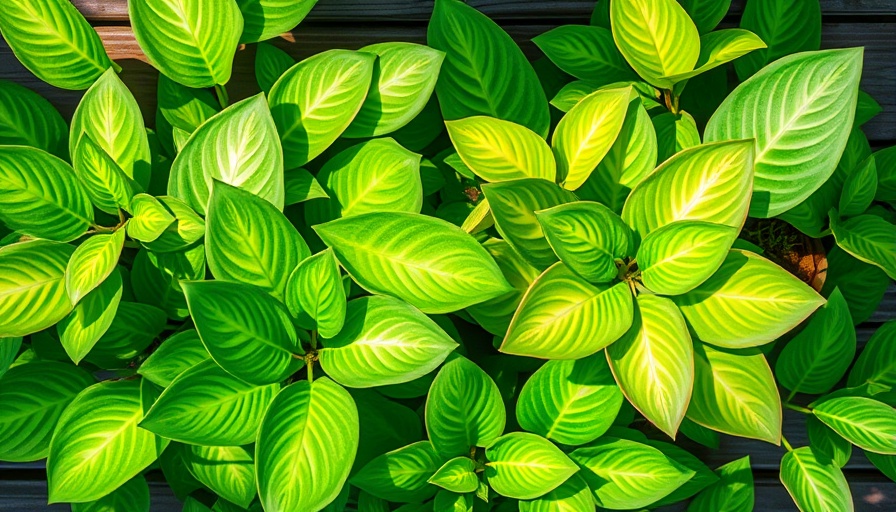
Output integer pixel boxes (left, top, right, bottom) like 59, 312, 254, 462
446, 117, 555, 183
706, 48, 862, 217
0, 361, 94, 462
553, 88, 630, 190
74, 134, 141, 215
647, 440, 720, 506
674, 250, 824, 348
0, 0, 111, 89
428, 0, 549, 137
236, 0, 316, 43
533, 25, 636, 83
206, 181, 309, 300
483, 178, 578, 269
0, 240, 75, 338
776, 288, 856, 395
829, 211, 896, 280
610, 0, 700, 89
157, 74, 220, 135
130, 0, 242, 87
687, 456, 754, 512
637, 221, 737, 295
607, 294, 694, 438
57, 268, 123, 364
485, 432, 578, 500
813, 396, 896, 455
0, 146, 93, 242
500, 263, 633, 360
516, 353, 623, 446
687, 342, 782, 444
665, 29, 767, 83
570, 436, 695, 509
257, 378, 358, 512
735, 0, 821, 80
183, 280, 303, 385
839, 156, 877, 217
319, 295, 456, 387
677, 0, 731, 34
71, 475, 150, 512
141, 359, 278, 446
466, 238, 541, 336
653, 111, 701, 164
47, 379, 164, 503
428, 457, 479, 493
426, 356, 506, 459
187, 445, 255, 508
352, 441, 442, 503
127, 194, 176, 243
849, 322, 896, 389
315, 212, 510, 314
550, 81, 599, 113
808, 416, 852, 468
622, 141, 754, 241
285, 168, 329, 205
269, 49, 375, 168
596, 96, 657, 189
285, 249, 346, 337
140, 196, 206, 253
345, 42, 445, 138
169, 94, 285, 215
66, 230, 126, 304
0, 80, 68, 157
518, 474, 593, 512
780, 446, 853, 512
255, 43, 295, 95
137, 330, 210, 387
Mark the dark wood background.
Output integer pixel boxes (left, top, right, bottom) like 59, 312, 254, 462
1, 1, 895, 510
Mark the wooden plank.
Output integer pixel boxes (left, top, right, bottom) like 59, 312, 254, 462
0, 479, 180, 511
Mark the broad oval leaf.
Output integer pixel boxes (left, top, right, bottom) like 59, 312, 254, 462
665, 29, 767, 83
849, 321, 896, 389
808, 416, 853, 468
319, 295, 457, 388
687, 456, 754, 512
139, 196, 206, 254
73, 134, 140, 215
426, 356, 506, 459
706, 48, 863, 217
485, 432, 579, 500
352, 441, 442, 503
57, 268, 123, 364
673, 250, 825, 348
236, 0, 316, 43
83, 302, 166, 369
255, 43, 295, 95
686, 342, 782, 444
607, 294, 694, 438
429, 457, 479, 494
516, 353, 624, 446
183, 280, 303, 385
819, 243, 887, 323
71, 475, 150, 512
0, 0, 111, 89
500, 263, 633, 360
315, 212, 510, 314
735, 0, 821, 80
186, 445, 255, 508
0, 80, 68, 157
47, 379, 164, 503
0, 361, 94, 462
157, 74, 220, 135
829, 212, 896, 280
678, 0, 731, 34
0, 146, 93, 242
137, 329, 210, 387
285, 249, 346, 337
141, 359, 279, 446
285, 168, 329, 205
169, 94, 285, 215
518, 474, 593, 512
66, 230, 126, 304
127, 194, 176, 243
466, 238, 541, 336
533, 25, 636, 83
653, 111, 702, 164
256, 378, 359, 512
269, 49, 375, 168
780, 446, 853, 512
839, 155, 877, 218
130, 0, 243, 87
446, 116, 555, 183
813, 396, 896, 455
0, 240, 75, 338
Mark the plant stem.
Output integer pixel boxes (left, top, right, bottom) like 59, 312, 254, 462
111, 61, 123, 74
311, 330, 318, 350
781, 434, 794, 452
307, 359, 314, 383
784, 402, 812, 415
215, 84, 229, 109
785, 388, 798, 404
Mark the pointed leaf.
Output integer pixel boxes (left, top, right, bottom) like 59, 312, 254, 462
74, 134, 140, 214
127, 194, 176, 243
813, 396, 896, 455
255, 42, 295, 95
66, 230, 126, 304
236, 0, 316, 43
446, 116, 555, 182
678, 0, 731, 34
429, 457, 479, 494
0, 240, 75, 337
839, 155, 877, 217
57, 268, 123, 364
687, 456, 754, 512
137, 330, 210, 387
466, 238, 541, 336
0, 80, 68, 157
533, 25, 636, 83
829, 212, 896, 280
735, 0, 821, 80
186, 445, 255, 508
285, 249, 346, 337
665, 29, 767, 82
518, 474, 593, 512
352, 441, 442, 503
485, 432, 578, 500
780, 446, 853, 512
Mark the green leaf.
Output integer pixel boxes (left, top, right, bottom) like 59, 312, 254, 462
822, 246, 889, 325
257, 378, 359, 511
536, 201, 633, 283
516, 353, 623, 446
485, 432, 578, 500
653, 111, 701, 164
622, 141, 754, 241
775, 288, 856, 395
319, 295, 456, 387
610, 0, 700, 89
0, 361, 94, 462
351, 388, 424, 472
687, 456, 754, 512
315, 212, 510, 314
533, 25, 636, 83
183, 280, 303, 385
500, 263, 633, 360
813, 396, 896, 455
352, 441, 442, 503
157, 74, 220, 135
186, 445, 255, 508
550, 81, 599, 113
358, 492, 391, 512
735, 0, 821, 80
130, 0, 242, 87
428, 0, 549, 137
665, 29, 767, 83
169, 95, 285, 215
445, 117, 555, 183
130, 244, 206, 320
47, 379, 164, 503
433, 490, 473, 512
674, 250, 824, 348
647, 440, 719, 506
141, 359, 278, 446
0, 80, 68, 157
57, 268, 123, 364
593, 96, 657, 188
66, 230, 126, 304
285, 168, 329, 205
466, 238, 541, 336
206, 181, 309, 300
285, 249, 346, 337
839, 156, 878, 217
553, 88, 630, 190
876, 146, 896, 203
637, 221, 738, 295
0, 146, 93, 242
607, 294, 694, 438
84, 302, 167, 369
518, 474, 593, 512
0, 337, 21, 380
866, 452, 896, 483
345, 42, 445, 138
255, 42, 295, 95
483, 178, 578, 269
426, 356, 506, 458
140, 196, 206, 253
71, 475, 150, 512
780, 446, 853, 512
269, 49, 375, 168
0, 240, 75, 337
70, 68, 151, 189
127, 194, 176, 243
137, 330, 210, 387
677, 0, 731, 34
849, 322, 896, 389
236, 0, 316, 43
706, 48, 862, 217
829, 212, 896, 280
0, 0, 111, 89
570, 436, 695, 509
429, 457, 479, 493
807, 416, 852, 468
74, 134, 141, 215
687, 342, 782, 444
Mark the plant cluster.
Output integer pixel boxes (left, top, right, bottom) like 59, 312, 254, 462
0, 0, 895, 510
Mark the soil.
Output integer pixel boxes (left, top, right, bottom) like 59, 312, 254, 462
741, 219, 828, 292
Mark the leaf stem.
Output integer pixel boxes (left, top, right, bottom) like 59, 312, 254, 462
781, 434, 794, 452
311, 330, 318, 350
784, 402, 812, 415
215, 84, 230, 109
111, 61, 123, 74
785, 388, 798, 404
307, 359, 314, 383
